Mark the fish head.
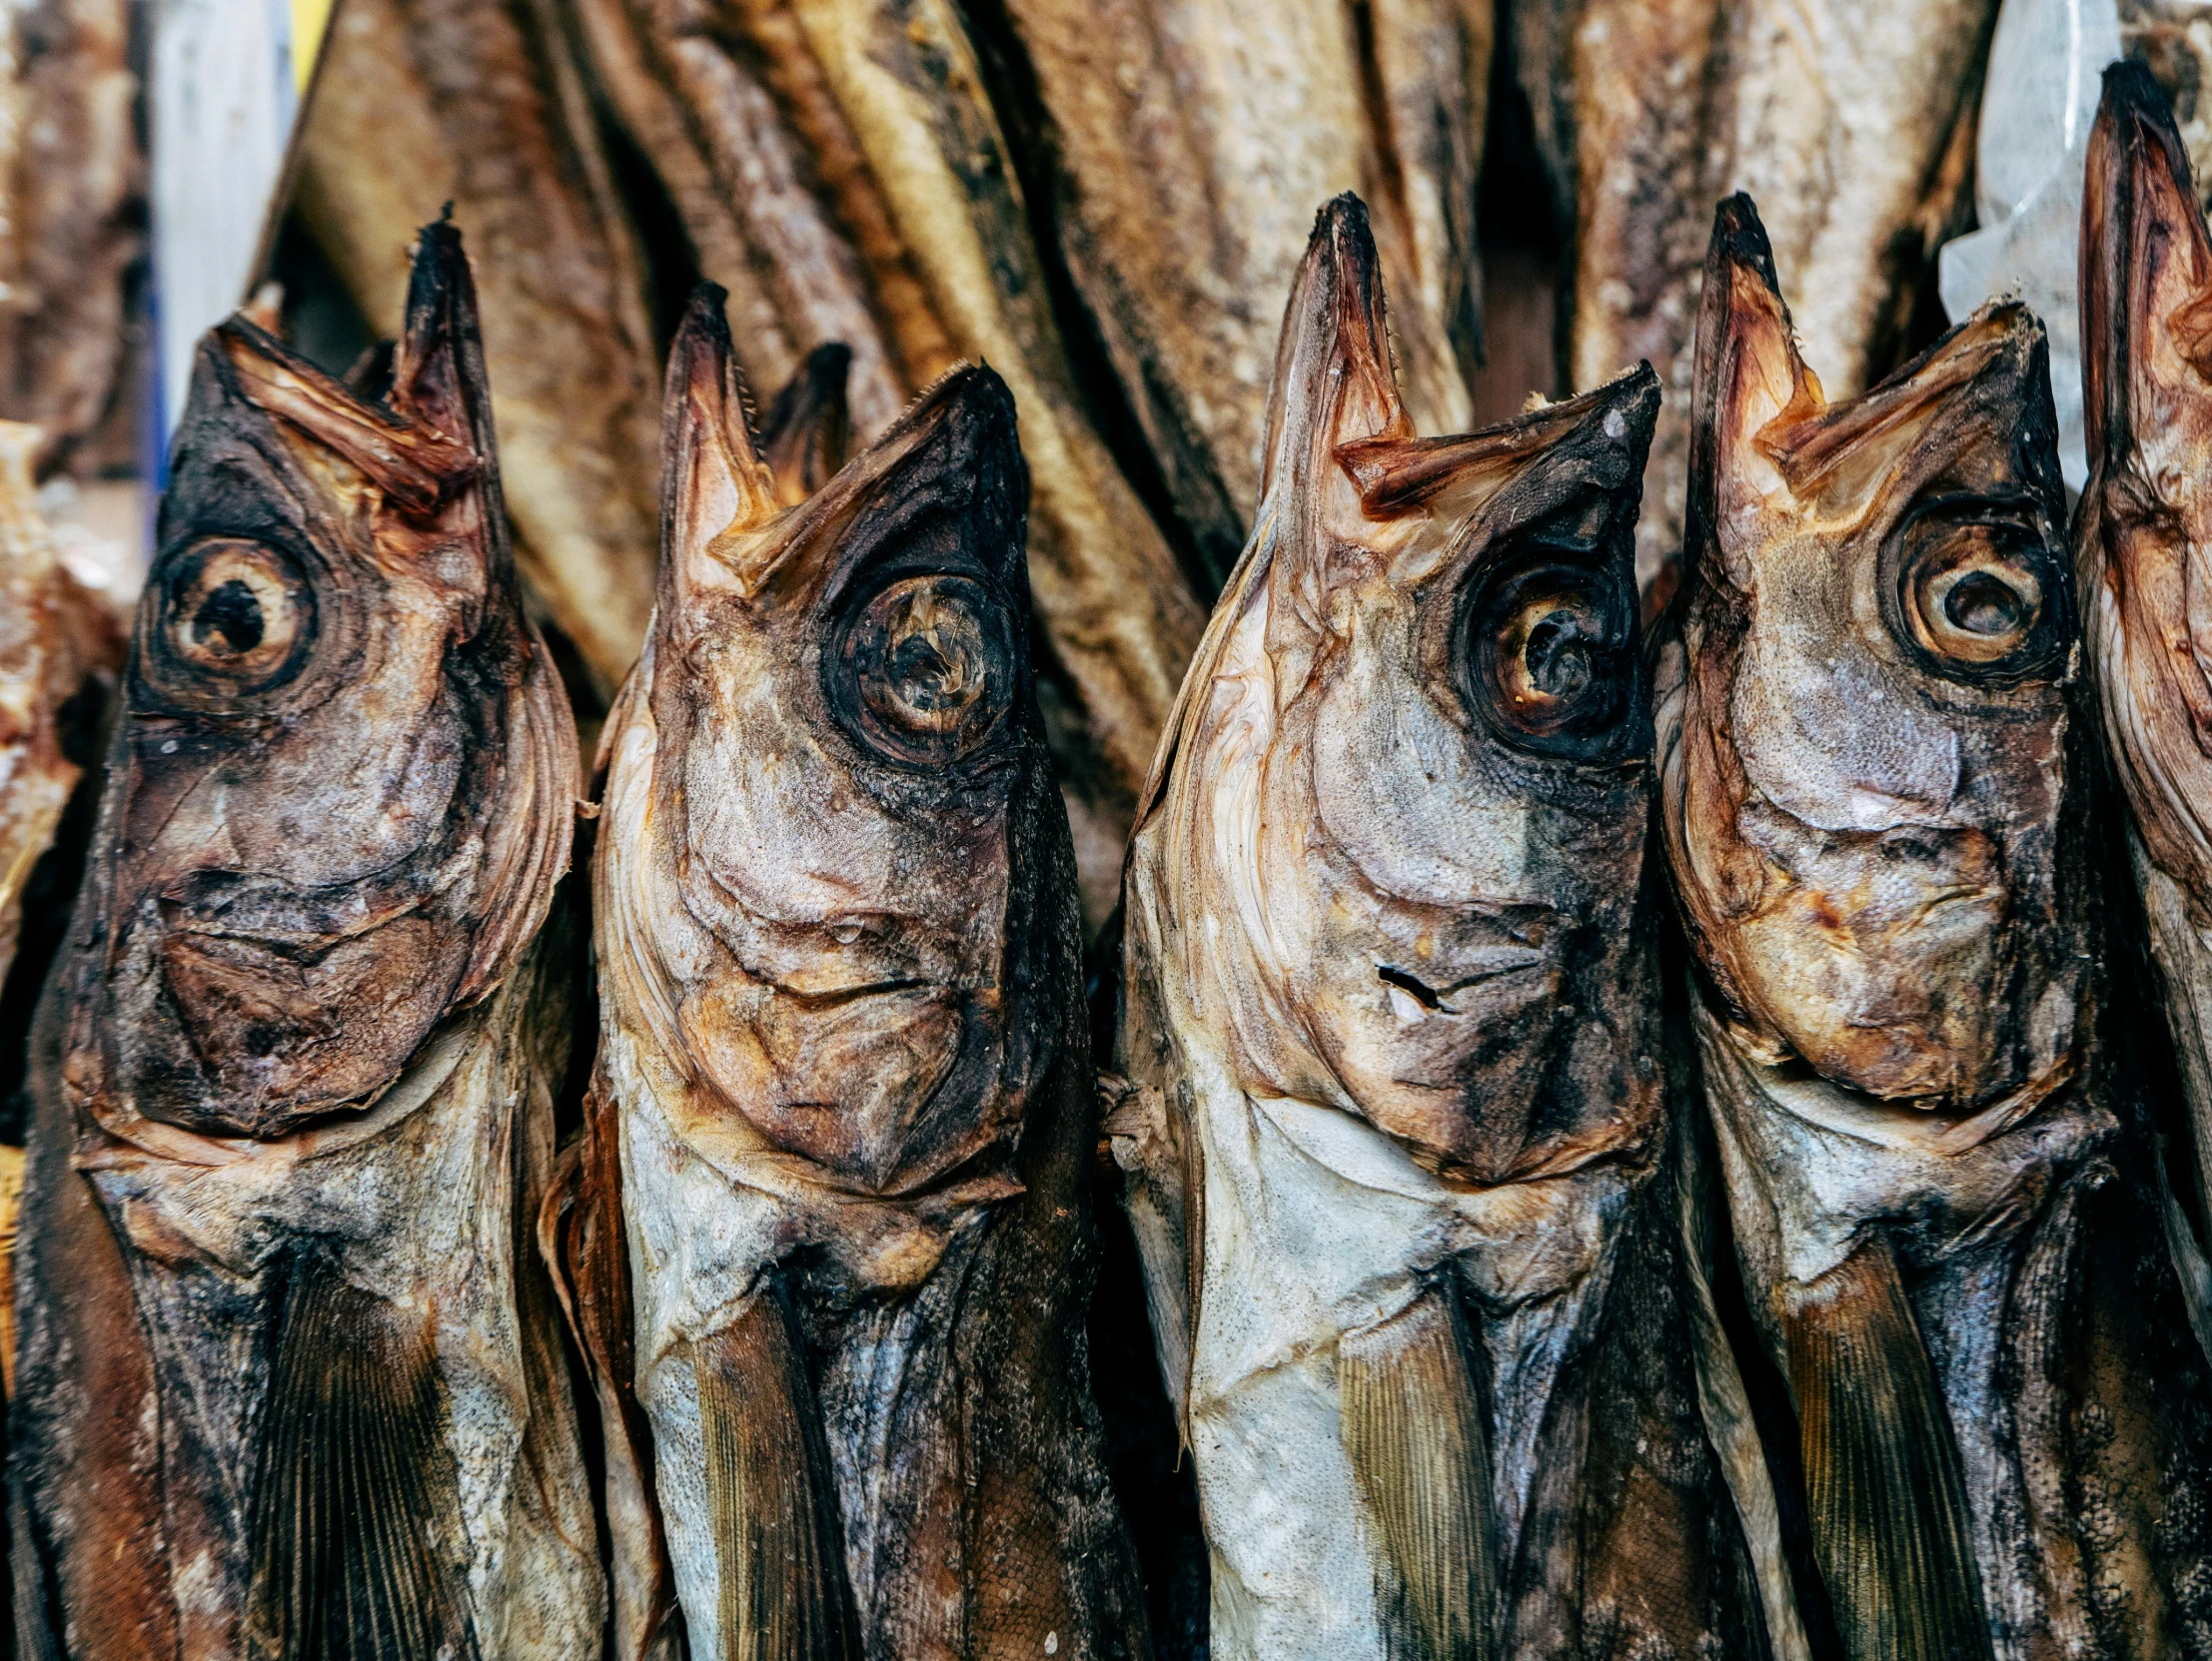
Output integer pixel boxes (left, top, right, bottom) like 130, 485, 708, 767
1666, 193, 2082, 1110
1136, 197, 1659, 1186
82, 221, 576, 1138
613, 289, 1063, 1199
2079, 61, 2212, 898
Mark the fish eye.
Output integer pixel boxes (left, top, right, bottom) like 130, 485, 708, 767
1891, 506, 2067, 683
153, 538, 311, 691
1462, 551, 1637, 760
838, 572, 1018, 765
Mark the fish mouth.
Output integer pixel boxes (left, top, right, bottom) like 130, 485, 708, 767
1375, 948, 1548, 1018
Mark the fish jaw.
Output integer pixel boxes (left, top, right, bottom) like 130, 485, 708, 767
1669, 193, 2085, 1111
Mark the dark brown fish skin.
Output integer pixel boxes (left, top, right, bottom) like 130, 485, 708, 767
567, 286, 1146, 1661
1661, 190, 2212, 1661
2077, 61, 2212, 1237
1111, 195, 1768, 1661
11, 222, 595, 1660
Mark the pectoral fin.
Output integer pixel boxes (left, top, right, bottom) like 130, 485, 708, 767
245, 1255, 476, 1661
1338, 1285, 1497, 1661
1783, 1244, 1992, 1661
694, 1293, 862, 1661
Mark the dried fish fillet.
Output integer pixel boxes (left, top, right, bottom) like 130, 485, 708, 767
1660, 191, 2212, 1661
293, 0, 663, 697
568, 0, 1206, 921
1113, 196, 1765, 1661
0, 0, 139, 470
971, 0, 1486, 577
1563, 0, 1995, 596
562, 284, 1147, 1661
9, 223, 600, 1660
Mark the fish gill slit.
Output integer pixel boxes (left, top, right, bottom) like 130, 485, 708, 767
1378, 964, 1446, 1012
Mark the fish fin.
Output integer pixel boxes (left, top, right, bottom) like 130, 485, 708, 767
1338, 1285, 1497, 1661
540, 1088, 679, 1661
757, 345, 853, 507
694, 1294, 863, 1661
245, 1255, 478, 1661
1783, 1244, 1992, 1661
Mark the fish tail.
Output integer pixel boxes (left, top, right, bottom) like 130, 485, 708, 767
245, 1253, 477, 1661
1338, 1283, 1497, 1661
1783, 1244, 1992, 1661
694, 1292, 862, 1661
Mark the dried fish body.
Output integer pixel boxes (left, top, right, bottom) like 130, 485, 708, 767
10, 223, 599, 1660
974, 0, 1485, 576
294, 0, 664, 697
565, 285, 1146, 1661
567, 0, 1206, 923
1561, 0, 1993, 600
1660, 191, 2212, 1660
2077, 62, 2212, 1286
0, 0, 138, 470
1113, 195, 1764, 1661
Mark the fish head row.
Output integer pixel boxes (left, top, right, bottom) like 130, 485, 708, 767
601, 287, 1070, 1203
1132, 197, 1661, 1188
2080, 60, 2212, 905
73, 222, 577, 1141
1666, 193, 2086, 1113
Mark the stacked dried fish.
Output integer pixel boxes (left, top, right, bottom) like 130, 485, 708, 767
558, 284, 1146, 1661
1660, 192, 2212, 1659
964, 0, 1487, 580
0, 0, 139, 472
1553, 0, 1994, 598
10, 223, 600, 1660
2077, 62, 2212, 1278
1111, 196, 1765, 1661
565, 0, 1207, 920
292, 0, 664, 700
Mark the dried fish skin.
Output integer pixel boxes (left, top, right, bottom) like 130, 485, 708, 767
974, 0, 1485, 573
1661, 191, 2212, 1660
2077, 62, 2212, 1261
11, 223, 600, 1660
295, 0, 664, 697
1114, 195, 1763, 1661
0, 0, 138, 470
580, 286, 1146, 1661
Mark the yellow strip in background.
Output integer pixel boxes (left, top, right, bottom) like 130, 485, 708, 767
291, 0, 335, 92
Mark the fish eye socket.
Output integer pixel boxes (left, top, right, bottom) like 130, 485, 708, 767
154, 538, 311, 690
1893, 511, 2064, 682
840, 572, 1018, 765
1463, 553, 1635, 759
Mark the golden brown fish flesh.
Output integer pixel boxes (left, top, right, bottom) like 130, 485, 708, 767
293, 0, 664, 699
9, 221, 600, 1661
1111, 194, 1768, 1661
1660, 190, 2212, 1661
558, 283, 1148, 1661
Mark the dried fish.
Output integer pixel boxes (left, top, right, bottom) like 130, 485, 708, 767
2077, 62, 2212, 1286
9, 222, 599, 1660
1558, 0, 1995, 598
965, 0, 1486, 578
1112, 195, 1764, 1661
567, 0, 1207, 924
0, 0, 139, 471
293, 0, 663, 697
560, 283, 1147, 1661
1660, 191, 2212, 1660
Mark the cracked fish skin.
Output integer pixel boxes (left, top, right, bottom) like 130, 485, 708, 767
9, 222, 599, 1661
566, 0, 1206, 928
1660, 190, 2212, 1661
294, 0, 664, 699
2076, 60, 2212, 1282
969, 0, 1487, 583
1111, 194, 1766, 1661
566, 283, 1147, 1661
